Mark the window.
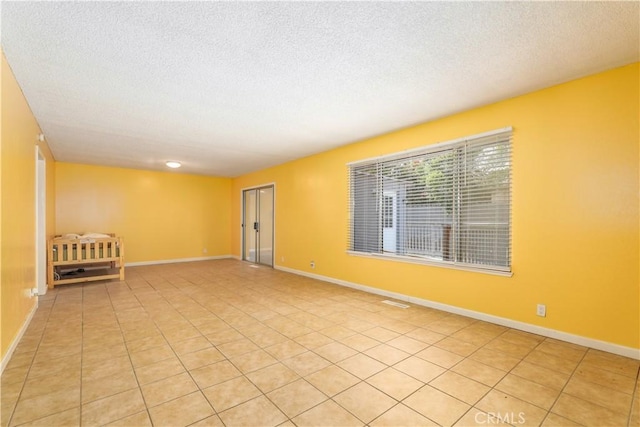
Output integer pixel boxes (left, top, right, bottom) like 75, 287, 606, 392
348, 127, 512, 273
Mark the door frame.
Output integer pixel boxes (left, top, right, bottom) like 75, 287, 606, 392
35, 146, 47, 295
240, 183, 276, 266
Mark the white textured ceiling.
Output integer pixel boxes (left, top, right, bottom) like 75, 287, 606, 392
2, 2, 638, 177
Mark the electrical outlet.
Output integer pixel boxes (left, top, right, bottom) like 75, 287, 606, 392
310, 260, 315, 269
536, 304, 546, 317
281, 256, 285, 262
203, 248, 208, 254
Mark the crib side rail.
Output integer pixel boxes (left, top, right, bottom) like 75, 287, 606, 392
50, 237, 122, 265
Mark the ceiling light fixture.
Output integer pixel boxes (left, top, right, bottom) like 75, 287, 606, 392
165, 161, 182, 169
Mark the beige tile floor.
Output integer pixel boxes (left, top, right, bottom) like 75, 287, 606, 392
1, 259, 638, 427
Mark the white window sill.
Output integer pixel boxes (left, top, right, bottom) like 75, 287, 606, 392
346, 251, 513, 277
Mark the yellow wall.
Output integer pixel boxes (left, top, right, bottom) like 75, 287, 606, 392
3, 50, 637, 354
1, 53, 56, 359
232, 63, 640, 349
55, 163, 232, 263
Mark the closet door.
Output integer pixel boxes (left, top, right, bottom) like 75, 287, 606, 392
242, 185, 274, 266
243, 189, 258, 262
257, 187, 274, 266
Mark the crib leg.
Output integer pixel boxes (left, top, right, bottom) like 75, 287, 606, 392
47, 267, 54, 289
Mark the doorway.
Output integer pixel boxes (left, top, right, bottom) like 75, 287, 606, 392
242, 185, 274, 266
35, 147, 47, 295
382, 190, 397, 253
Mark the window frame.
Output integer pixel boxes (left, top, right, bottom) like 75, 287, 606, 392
347, 127, 513, 277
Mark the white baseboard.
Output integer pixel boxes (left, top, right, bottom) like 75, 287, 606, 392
275, 265, 640, 360
126, 255, 233, 267
1, 300, 39, 374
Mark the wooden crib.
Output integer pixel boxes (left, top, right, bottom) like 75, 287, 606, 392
47, 234, 125, 288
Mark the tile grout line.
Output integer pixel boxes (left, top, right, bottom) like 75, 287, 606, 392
356, 312, 562, 426
395, 320, 500, 426
180, 268, 376, 425
295, 311, 447, 425
297, 303, 487, 424
161, 273, 281, 425
75, 272, 248, 424
79, 286, 85, 427
104, 279, 156, 427
101, 277, 629, 427
472, 328, 548, 418
129, 274, 225, 426
129, 271, 296, 426
186, 272, 329, 426
626, 361, 640, 427
553, 347, 639, 424
539, 346, 590, 426
485, 331, 559, 427
5, 292, 55, 427
5, 261, 638, 427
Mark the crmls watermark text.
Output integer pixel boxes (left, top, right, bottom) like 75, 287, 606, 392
475, 412, 526, 424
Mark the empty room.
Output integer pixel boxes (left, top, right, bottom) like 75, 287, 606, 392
1, 2, 639, 426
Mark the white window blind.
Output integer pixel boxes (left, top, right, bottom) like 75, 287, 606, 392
348, 128, 512, 272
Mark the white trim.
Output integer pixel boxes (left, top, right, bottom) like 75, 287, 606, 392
35, 146, 47, 295
125, 255, 232, 267
274, 265, 640, 360
347, 126, 513, 166
347, 251, 513, 277
1, 301, 38, 374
